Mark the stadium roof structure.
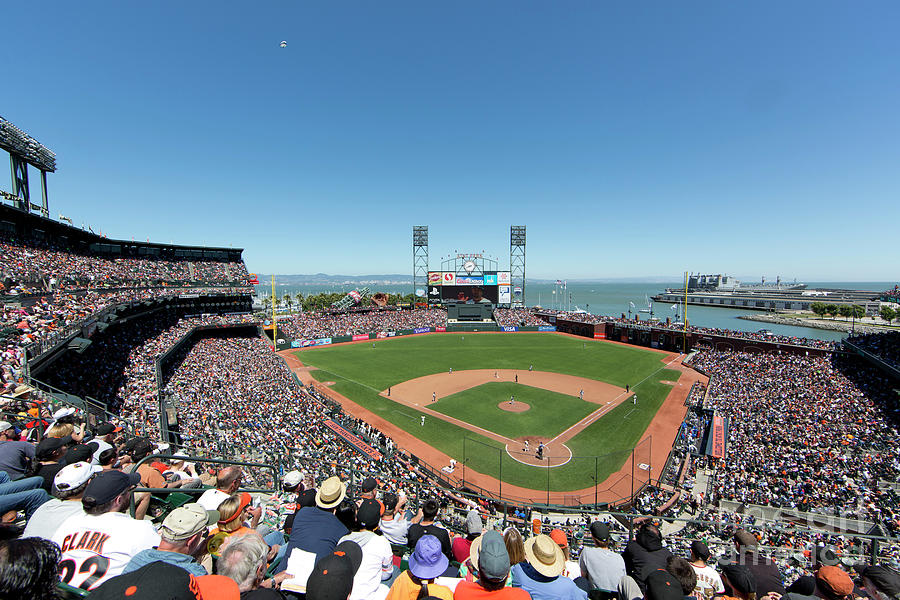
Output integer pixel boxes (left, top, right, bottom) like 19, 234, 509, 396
0, 115, 56, 172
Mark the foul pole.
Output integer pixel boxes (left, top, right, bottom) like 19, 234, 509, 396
682, 271, 688, 353
272, 275, 278, 349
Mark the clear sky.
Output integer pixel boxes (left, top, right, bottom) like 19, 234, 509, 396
3, 2, 899, 281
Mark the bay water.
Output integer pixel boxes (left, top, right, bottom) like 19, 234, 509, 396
260, 281, 894, 342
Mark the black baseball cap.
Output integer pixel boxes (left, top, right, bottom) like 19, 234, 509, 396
646, 570, 685, 600
307, 541, 362, 600
35, 436, 69, 459
723, 564, 756, 595
89, 561, 238, 600
691, 540, 711, 561
590, 521, 610, 541
83, 469, 141, 506
360, 477, 378, 493
357, 498, 382, 530
382, 492, 398, 511
299, 488, 317, 508
65, 444, 95, 465
95, 422, 123, 436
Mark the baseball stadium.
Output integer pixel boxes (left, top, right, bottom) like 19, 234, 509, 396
2, 114, 900, 598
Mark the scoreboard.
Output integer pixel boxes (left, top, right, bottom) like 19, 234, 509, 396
427, 271, 511, 305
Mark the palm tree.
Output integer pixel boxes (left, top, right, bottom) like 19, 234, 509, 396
283, 293, 293, 314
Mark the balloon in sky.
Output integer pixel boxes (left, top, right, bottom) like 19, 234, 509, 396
280, 41, 287, 48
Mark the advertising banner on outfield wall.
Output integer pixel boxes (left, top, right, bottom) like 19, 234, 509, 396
593, 333, 606, 339
498, 271, 511, 284
538, 326, 556, 332
413, 327, 432, 334
483, 274, 498, 285
502, 326, 518, 332
442, 272, 455, 285
498, 285, 511, 304
376, 331, 396, 338
435, 326, 446, 332
352, 334, 370, 341
428, 272, 442, 285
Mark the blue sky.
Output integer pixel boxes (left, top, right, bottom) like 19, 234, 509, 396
3, 2, 899, 280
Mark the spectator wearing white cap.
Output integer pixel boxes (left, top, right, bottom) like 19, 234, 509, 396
124, 502, 220, 576
22, 461, 101, 540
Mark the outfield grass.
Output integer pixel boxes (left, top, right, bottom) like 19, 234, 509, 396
432, 382, 596, 439
297, 333, 680, 492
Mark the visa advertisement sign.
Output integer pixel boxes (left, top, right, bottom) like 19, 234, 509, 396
502, 326, 518, 332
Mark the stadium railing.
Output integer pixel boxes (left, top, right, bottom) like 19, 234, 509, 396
127, 453, 279, 521
843, 339, 900, 379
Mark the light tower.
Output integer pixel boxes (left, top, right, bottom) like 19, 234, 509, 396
412, 226, 429, 300
510, 226, 526, 307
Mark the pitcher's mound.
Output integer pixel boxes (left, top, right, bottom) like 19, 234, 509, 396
498, 401, 530, 413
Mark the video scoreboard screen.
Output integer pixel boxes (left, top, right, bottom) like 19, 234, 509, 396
427, 271, 511, 305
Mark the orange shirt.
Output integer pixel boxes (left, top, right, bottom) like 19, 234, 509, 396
386, 571, 454, 600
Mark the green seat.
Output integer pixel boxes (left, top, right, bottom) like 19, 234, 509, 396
148, 491, 195, 522
266, 554, 283, 578
57, 581, 89, 599
390, 543, 409, 556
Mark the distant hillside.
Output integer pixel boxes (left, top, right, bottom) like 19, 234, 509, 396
254, 274, 412, 285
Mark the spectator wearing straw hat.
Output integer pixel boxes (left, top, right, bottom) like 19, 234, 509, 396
280, 475, 350, 567
511, 533, 587, 600
385, 534, 454, 600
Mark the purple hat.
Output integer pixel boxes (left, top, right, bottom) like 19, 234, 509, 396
408, 535, 449, 580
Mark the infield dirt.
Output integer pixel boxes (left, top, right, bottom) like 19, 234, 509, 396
279, 334, 705, 505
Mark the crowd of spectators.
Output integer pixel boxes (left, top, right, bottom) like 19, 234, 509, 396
493, 308, 547, 327
278, 308, 448, 340
43, 313, 258, 438
1, 232, 249, 292
690, 347, 900, 524
536, 309, 839, 350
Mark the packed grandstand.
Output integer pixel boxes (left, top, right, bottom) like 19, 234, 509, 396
2, 209, 900, 600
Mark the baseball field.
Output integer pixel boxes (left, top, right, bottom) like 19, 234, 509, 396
289, 333, 696, 500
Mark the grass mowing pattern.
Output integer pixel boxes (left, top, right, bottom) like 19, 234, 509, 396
298, 333, 679, 492
433, 382, 596, 439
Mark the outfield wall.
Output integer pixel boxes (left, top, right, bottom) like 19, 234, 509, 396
289, 325, 557, 348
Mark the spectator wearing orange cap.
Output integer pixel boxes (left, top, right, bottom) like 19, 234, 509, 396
549, 528, 580, 581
